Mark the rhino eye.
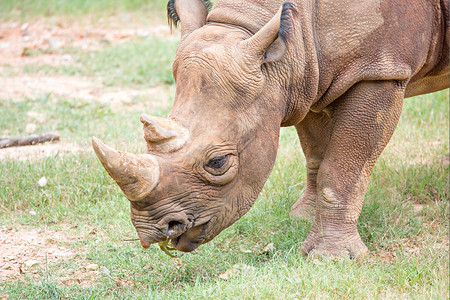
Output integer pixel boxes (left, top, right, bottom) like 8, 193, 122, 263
206, 155, 229, 169
201, 153, 237, 185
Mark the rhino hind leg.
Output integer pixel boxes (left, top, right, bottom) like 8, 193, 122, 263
300, 81, 405, 259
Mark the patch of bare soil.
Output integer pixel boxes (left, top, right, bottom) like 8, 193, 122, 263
0, 74, 167, 112
0, 226, 77, 281
0, 17, 173, 66
0, 17, 172, 107
0, 142, 88, 161
0, 74, 102, 101
0, 225, 134, 287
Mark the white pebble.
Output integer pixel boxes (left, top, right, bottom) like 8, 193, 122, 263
38, 176, 47, 187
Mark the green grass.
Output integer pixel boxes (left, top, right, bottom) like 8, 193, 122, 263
22, 36, 179, 87
80, 37, 179, 87
0, 8, 448, 297
1, 90, 448, 298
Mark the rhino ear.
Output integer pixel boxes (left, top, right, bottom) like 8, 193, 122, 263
167, 0, 212, 38
264, 38, 287, 63
244, 2, 296, 63
140, 114, 189, 153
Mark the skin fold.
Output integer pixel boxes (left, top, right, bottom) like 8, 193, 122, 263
93, 0, 449, 258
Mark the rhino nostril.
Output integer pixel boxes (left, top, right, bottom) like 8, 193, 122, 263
168, 221, 183, 234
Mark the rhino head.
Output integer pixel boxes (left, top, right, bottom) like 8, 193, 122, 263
93, 0, 298, 252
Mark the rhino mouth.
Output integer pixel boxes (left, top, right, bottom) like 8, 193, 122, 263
170, 221, 209, 252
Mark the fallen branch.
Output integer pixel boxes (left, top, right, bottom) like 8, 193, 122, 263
0, 132, 60, 149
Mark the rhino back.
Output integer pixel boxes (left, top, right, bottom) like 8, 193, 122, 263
311, 0, 448, 109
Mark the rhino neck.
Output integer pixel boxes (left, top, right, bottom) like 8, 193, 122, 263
278, 0, 320, 126
207, 0, 319, 126
208, 0, 320, 127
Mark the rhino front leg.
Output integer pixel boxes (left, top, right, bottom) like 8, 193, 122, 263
290, 112, 334, 219
301, 81, 405, 259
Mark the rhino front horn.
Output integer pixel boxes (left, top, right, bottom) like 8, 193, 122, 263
140, 114, 189, 153
92, 137, 159, 201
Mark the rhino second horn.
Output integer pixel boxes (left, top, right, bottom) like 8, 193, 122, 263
92, 137, 159, 202
140, 114, 189, 153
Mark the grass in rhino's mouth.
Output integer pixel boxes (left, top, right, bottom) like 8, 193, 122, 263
158, 240, 182, 258
123, 237, 182, 257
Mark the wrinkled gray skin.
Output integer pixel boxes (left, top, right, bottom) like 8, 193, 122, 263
93, 0, 449, 258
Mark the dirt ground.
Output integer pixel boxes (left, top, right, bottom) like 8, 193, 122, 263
0, 224, 133, 286
0, 16, 168, 281
0, 225, 77, 281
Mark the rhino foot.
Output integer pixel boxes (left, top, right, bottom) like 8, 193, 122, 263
301, 226, 368, 260
289, 193, 316, 220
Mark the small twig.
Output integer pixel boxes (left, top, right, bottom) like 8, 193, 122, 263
45, 253, 49, 280
123, 238, 139, 242
0, 132, 60, 149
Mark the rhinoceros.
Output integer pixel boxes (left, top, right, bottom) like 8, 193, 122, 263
92, 0, 449, 258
